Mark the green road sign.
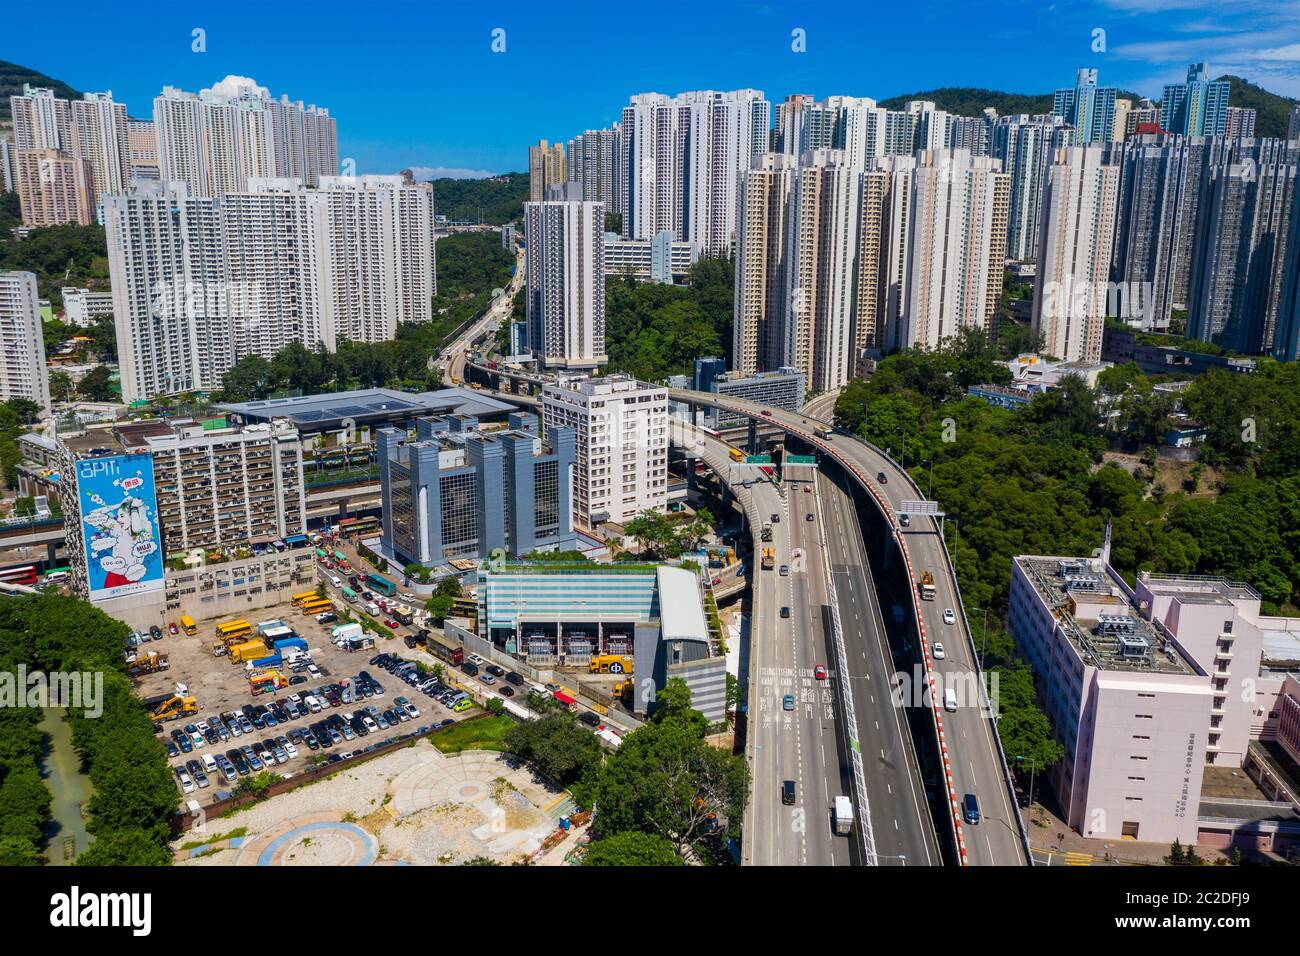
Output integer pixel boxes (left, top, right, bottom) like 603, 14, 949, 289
744, 455, 772, 464
786, 454, 817, 465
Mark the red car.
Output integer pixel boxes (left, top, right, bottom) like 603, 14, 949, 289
814, 664, 827, 680
168, 622, 179, 635
711, 577, 722, 586
383, 619, 400, 629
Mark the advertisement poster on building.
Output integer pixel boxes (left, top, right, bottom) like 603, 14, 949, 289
76, 453, 164, 602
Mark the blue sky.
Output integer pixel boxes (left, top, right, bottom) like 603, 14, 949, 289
5, 0, 1297, 176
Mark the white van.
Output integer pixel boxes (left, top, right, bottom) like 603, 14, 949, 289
202, 754, 218, 775
330, 575, 343, 589
943, 688, 958, 712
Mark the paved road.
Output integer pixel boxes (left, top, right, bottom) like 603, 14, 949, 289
674, 392, 1029, 867
438, 246, 524, 386
817, 469, 939, 866
689, 430, 848, 866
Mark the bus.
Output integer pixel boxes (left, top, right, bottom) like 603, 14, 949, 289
0, 566, 38, 587
332, 551, 347, 564
337, 516, 379, 537
365, 573, 397, 597
728, 448, 745, 463
216, 619, 253, 641
315, 548, 328, 560
342, 587, 358, 603
299, 598, 333, 615
180, 614, 197, 636
292, 590, 322, 608
42, 567, 69, 585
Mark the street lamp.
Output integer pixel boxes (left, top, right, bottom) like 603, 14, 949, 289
1015, 754, 1037, 812
970, 605, 991, 670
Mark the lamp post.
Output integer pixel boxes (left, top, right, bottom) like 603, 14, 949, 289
970, 605, 991, 670
1015, 754, 1037, 811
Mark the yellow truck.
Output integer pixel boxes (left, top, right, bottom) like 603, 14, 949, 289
728, 447, 745, 462
229, 639, 270, 664
761, 546, 775, 571
589, 654, 634, 675
148, 694, 198, 721
918, 570, 936, 601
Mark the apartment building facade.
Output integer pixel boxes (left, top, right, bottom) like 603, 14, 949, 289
524, 191, 607, 369
541, 375, 668, 527
0, 272, 51, 412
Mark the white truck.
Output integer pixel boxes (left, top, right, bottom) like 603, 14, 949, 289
833, 795, 854, 836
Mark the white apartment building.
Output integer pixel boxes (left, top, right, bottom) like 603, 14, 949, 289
524, 193, 607, 369
106, 176, 435, 402
733, 152, 796, 375
1032, 145, 1120, 363
541, 375, 668, 527
992, 114, 1073, 262
566, 126, 622, 213
154, 80, 338, 197
621, 90, 769, 255
1009, 556, 1212, 845
61, 287, 114, 328
11, 86, 132, 199
0, 272, 51, 412
895, 149, 1009, 351
783, 149, 861, 392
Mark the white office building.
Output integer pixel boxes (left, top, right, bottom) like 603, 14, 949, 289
0, 272, 51, 412
541, 374, 669, 527
524, 190, 607, 370
61, 287, 114, 328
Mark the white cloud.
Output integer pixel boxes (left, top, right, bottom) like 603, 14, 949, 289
403, 165, 498, 181
207, 75, 270, 99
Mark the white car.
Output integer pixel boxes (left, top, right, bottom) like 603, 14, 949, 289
942, 608, 956, 626
176, 771, 195, 794
933, 642, 946, 661
403, 701, 421, 719
792, 547, 803, 558
362, 716, 378, 733
282, 740, 299, 759
288, 693, 302, 705
306, 663, 322, 679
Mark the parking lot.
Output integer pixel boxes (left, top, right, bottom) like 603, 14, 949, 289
134, 593, 476, 803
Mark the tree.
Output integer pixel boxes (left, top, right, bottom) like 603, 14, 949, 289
584, 831, 683, 866
504, 712, 602, 786
217, 355, 275, 402
49, 370, 74, 404
589, 717, 749, 854
76, 365, 114, 402
650, 677, 710, 736
623, 510, 683, 559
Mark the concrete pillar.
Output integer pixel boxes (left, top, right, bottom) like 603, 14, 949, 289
747, 418, 758, 453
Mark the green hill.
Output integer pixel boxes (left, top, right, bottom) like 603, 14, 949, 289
424, 172, 528, 225
1216, 75, 1296, 138
0, 60, 82, 123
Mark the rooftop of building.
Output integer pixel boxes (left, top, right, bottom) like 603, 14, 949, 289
218, 387, 516, 432
1137, 571, 1261, 604
60, 415, 297, 457
544, 373, 663, 398
1016, 556, 1198, 675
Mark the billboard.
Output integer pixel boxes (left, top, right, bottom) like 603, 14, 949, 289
75, 454, 164, 602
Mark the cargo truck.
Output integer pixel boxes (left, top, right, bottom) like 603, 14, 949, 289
229, 639, 270, 664
127, 651, 169, 677
918, 570, 936, 601
588, 655, 634, 675
833, 795, 854, 835
761, 547, 775, 571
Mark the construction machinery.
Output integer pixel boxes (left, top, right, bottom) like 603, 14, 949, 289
127, 651, 169, 678
148, 693, 198, 721
918, 570, 936, 601
761, 547, 775, 571
589, 654, 634, 675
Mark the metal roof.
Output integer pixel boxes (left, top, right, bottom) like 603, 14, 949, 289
656, 566, 709, 645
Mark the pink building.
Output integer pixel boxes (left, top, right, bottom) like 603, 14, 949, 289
1010, 556, 1211, 844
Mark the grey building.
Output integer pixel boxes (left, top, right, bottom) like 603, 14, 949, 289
377, 412, 575, 567
702, 366, 806, 428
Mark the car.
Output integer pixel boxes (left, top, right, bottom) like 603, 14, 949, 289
303, 730, 320, 750
232, 754, 250, 776
453, 698, 473, 713
781, 780, 796, 805
780, 606, 791, 619
814, 664, 827, 680
361, 590, 374, 601
316, 612, 338, 624
150, 625, 163, 641
505, 671, 524, 686
239, 716, 254, 734
479, 674, 496, 685
288, 675, 307, 686
201, 754, 218, 775
441, 718, 456, 727
782, 693, 795, 711
306, 663, 322, 679
175, 769, 196, 794
877, 471, 888, 484
778, 565, 790, 576
899, 513, 911, 528
383, 618, 400, 629
168, 622, 179, 635
165, 739, 180, 758
578, 711, 601, 728
280, 738, 299, 759
803, 485, 812, 493
172, 732, 193, 754
942, 608, 956, 626
963, 793, 981, 825
805, 513, 814, 522
402, 701, 420, 719
933, 642, 945, 660
498, 685, 515, 698
770, 513, 780, 524
485, 664, 505, 677
791, 547, 802, 558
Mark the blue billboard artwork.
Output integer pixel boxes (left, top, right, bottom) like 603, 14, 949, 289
76, 454, 165, 602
